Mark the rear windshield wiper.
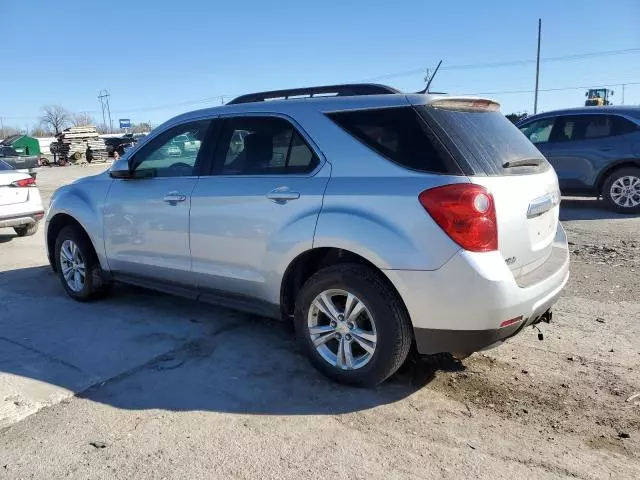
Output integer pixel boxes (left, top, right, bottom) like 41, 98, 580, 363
502, 158, 544, 168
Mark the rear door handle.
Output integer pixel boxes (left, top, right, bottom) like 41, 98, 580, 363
163, 191, 187, 204
267, 187, 300, 203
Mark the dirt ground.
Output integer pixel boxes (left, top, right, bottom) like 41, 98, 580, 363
0, 165, 638, 479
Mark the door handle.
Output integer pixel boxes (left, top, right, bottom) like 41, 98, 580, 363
267, 187, 300, 204
163, 191, 187, 204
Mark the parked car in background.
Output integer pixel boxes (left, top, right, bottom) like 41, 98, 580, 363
46, 84, 569, 386
517, 106, 640, 212
0, 159, 44, 236
0, 145, 39, 175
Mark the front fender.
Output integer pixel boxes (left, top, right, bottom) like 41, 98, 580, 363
46, 178, 113, 271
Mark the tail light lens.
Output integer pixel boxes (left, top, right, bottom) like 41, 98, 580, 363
419, 184, 498, 252
10, 177, 36, 188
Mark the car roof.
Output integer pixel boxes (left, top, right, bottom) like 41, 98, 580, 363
522, 105, 640, 123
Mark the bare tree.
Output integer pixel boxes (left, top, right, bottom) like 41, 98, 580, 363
30, 126, 53, 137
132, 122, 153, 134
71, 112, 95, 127
0, 125, 20, 139
40, 105, 71, 134
95, 124, 111, 134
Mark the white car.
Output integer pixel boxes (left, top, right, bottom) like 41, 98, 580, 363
0, 160, 44, 237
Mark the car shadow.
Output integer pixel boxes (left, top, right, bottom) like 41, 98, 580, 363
560, 197, 638, 221
0, 232, 15, 244
0, 265, 462, 417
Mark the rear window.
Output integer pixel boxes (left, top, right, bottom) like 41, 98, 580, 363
327, 107, 458, 174
418, 106, 550, 176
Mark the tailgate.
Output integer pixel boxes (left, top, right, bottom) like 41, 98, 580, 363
471, 168, 560, 277
0, 186, 29, 206
416, 99, 562, 278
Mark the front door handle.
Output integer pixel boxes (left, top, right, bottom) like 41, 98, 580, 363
163, 191, 187, 204
267, 187, 300, 204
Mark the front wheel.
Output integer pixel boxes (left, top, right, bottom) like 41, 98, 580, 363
294, 264, 413, 387
602, 167, 640, 213
54, 225, 111, 301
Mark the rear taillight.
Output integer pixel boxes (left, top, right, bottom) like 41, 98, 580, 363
10, 177, 36, 188
419, 184, 498, 252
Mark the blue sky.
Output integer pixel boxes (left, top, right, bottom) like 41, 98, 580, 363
2, 0, 639, 129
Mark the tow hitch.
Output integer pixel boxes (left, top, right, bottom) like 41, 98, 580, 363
532, 310, 552, 340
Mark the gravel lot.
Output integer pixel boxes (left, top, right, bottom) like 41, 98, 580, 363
1, 165, 638, 479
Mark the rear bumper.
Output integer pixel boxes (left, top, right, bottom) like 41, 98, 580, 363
0, 211, 44, 228
384, 224, 570, 354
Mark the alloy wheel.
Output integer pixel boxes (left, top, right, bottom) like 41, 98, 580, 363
60, 239, 86, 292
307, 289, 377, 370
610, 175, 640, 208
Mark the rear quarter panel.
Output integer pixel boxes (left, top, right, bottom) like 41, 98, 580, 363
294, 105, 464, 271
314, 175, 463, 270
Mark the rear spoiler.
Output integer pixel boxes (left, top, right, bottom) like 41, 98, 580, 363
410, 96, 501, 112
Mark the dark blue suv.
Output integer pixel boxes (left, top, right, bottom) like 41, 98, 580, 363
518, 106, 640, 212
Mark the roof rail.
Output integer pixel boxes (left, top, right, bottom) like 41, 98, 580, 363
227, 83, 401, 105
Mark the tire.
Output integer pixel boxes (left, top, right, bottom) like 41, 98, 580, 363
294, 264, 413, 387
54, 225, 111, 301
14, 222, 39, 237
602, 167, 640, 213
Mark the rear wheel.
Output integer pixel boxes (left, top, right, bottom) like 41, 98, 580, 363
54, 225, 111, 301
294, 264, 413, 387
602, 167, 640, 213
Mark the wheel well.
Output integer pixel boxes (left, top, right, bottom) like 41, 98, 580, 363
596, 161, 640, 194
280, 247, 404, 321
47, 214, 95, 271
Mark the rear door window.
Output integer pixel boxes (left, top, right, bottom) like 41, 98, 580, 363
215, 116, 319, 175
327, 107, 456, 174
549, 114, 623, 142
582, 115, 612, 139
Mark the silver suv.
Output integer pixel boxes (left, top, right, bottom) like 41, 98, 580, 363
46, 84, 569, 386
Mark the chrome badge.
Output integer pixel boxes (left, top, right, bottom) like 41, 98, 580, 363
527, 192, 560, 218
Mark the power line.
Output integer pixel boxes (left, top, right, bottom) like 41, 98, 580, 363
98, 90, 112, 132
364, 47, 640, 81
461, 81, 640, 96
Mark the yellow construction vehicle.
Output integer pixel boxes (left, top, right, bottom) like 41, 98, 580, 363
585, 88, 614, 106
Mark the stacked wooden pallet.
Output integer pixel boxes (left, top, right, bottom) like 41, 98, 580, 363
56, 126, 108, 162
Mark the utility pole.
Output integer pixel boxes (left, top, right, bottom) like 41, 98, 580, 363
621, 84, 626, 105
98, 90, 113, 132
534, 18, 542, 114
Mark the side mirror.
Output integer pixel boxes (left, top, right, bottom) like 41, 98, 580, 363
109, 158, 132, 179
